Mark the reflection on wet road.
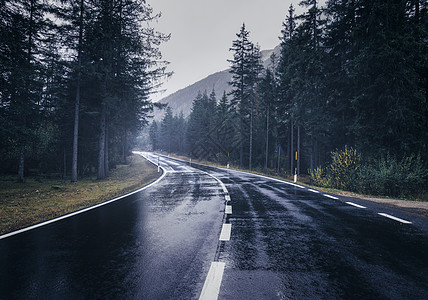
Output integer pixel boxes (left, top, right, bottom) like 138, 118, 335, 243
0, 153, 224, 299
1, 153, 427, 299
195, 163, 428, 299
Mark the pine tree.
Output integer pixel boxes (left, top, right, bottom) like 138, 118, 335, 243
228, 23, 262, 168
0, 0, 49, 181
259, 67, 277, 171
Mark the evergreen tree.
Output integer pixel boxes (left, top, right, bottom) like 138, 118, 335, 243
259, 68, 277, 171
149, 120, 159, 151
0, 0, 50, 181
160, 106, 174, 152
228, 23, 262, 168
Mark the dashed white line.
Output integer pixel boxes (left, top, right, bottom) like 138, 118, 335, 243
225, 195, 231, 201
346, 202, 367, 209
219, 224, 231, 241
199, 262, 225, 300
308, 189, 320, 193
323, 194, 339, 200
225, 205, 232, 215
378, 213, 412, 224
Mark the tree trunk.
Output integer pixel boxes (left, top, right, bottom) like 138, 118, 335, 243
264, 104, 269, 172
249, 99, 253, 170
123, 126, 128, 164
104, 122, 109, 177
310, 130, 314, 172
17, 0, 35, 183
18, 145, 25, 182
239, 118, 244, 168
63, 147, 67, 180
297, 124, 300, 176
290, 120, 294, 175
98, 103, 106, 179
71, 0, 84, 182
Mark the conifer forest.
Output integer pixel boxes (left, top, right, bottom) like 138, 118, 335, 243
1, 0, 427, 198
150, 0, 428, 198
0, 0, 170, 181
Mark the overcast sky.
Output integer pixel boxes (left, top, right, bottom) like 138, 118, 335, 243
149, 0, 307, 102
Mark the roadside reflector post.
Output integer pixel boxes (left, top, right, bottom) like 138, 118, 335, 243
294, 168, 297, 183
157, 156, 160, 172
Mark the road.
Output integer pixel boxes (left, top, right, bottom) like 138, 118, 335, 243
1, 153, 427, 299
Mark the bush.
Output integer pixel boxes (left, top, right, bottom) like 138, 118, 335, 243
311, 166, 330, 187
329, 146, 361, 191
358, 154, 428, 197
310, 147, 428, 199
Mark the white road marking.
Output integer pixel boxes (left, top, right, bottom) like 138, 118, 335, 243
164, 170, 195, 173
220, 183, 228, 193
225, 205, 232, 214
308, 189, 320, 193
199, 262, 225, 300
378, 213, 412, 224
225, 195, 231, 201
219, 224, 231, 241
323, 194, 339, 200
346, 202, 367, 209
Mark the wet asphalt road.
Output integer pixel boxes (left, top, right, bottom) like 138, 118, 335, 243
1, 153, 428, 299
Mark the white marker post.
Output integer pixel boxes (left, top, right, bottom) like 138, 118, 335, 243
157, 155, 160, 172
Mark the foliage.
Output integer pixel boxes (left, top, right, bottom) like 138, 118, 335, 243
310, 166, 330, 188
329, 146, 361, 191
358, 154, 428, 198
311, 147, 428, 198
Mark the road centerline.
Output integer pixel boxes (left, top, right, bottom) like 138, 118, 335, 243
346, 202, 367, 209
219, 224, 232, 241
323, 194, 339, 200
378, 213, 412, 224
199, 262, 226, 300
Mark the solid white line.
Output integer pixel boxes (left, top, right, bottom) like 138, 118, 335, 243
345, 202, 367, 209
225, 205, 232, 215
199, 262, 225, 300
0, 154, 167, 240
308, 189, 320, 193
225, 195, 231, 201
378, 213, 412, 224
219, 224, 231, 241
323, 194, 339, 200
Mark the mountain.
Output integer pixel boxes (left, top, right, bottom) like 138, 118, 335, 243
154, 45, 280, 120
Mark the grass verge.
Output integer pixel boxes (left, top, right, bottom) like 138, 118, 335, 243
0, 154, 160, 235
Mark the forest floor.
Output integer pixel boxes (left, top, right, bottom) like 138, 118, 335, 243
164, 153, 428, 214
0, 154, 160, 235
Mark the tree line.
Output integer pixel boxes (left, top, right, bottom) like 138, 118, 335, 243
0, 0, 169, 181
150, 0, 428, 185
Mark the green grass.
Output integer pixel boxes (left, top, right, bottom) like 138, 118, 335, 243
0, 154, 160, 235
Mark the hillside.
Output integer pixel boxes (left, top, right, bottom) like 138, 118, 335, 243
154, 45, 280, 120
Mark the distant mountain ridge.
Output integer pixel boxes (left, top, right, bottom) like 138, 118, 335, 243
155, 45, 280, 119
